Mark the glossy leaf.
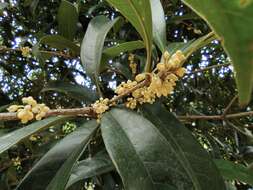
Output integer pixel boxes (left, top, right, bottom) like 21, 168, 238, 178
214, 159, 253, 186
167, 32, 216, 58
182, 0, 253, 105
150, 0, 167, 52
41, 81, 98, 103
102, 107, 225, 190
57, 0, 78, 40
106, 0, 152, 71
141, 103, 226, 190
103, 41, 144, 58
101, 108, 155, 190
17, 120, 98, 190
40, 35, 80, 56
0, 116, 69, 154
80, 16, 119, 79
66, 151, 114, 188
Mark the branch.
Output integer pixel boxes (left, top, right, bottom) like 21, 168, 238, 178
177, 111, 253, 121
0, 107, 95, 121
0, 78, 151, 122
187, 63, 230, 75
222, 95, 238, 119
0, 46, 74, 59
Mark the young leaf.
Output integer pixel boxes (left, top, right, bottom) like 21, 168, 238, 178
103, 41, 145, 58
141, 103, 226, 189
16, 120, 98, 190
101, 107, 226, 190
182, 0, 253, 106
66, 151, 114, 188
0, 116, 70, 155
57, 0, 78, 40
150, 0, 167, 52
80, 16, 119, 80
214, 159, 253, 186
106, 0, 153, 71
41, 81, 98, 103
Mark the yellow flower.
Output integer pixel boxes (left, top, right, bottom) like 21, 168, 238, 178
22, 96, 37, 106
125, 98, 137, 109
20, 46, 31, 57
156, 62, 166, 72
92, 98, 109, 115
7, 105, 22, 112
163, 51, 170, 62
135, 73, 146, 82
175, 67, 187, 77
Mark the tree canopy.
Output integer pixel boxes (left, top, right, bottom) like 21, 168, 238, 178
0, 0, 253, 190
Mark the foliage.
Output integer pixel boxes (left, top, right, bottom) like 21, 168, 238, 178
0, 0, 253, 190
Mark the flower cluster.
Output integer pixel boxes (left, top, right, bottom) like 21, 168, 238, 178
115, 50, 187, 109
7, 96, 50, 123
128, 53, 137, 75
91, 98, 110, 121
20, 46, 31, 57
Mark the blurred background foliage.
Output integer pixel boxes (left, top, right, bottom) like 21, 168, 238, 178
0, 0, 253, 189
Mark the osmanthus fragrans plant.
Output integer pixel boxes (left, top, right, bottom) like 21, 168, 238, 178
1, 0, 253, 189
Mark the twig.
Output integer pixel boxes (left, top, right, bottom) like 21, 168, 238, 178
177, 111, 253, 121
0, 46, 74, 59
222, 95, 238, 119
187, 63, 230, 75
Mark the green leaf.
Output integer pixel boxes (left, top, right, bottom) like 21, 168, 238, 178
41, 81, 98, 103
80, 15, 119, 80
57, 0, 78, 40
66, 151, 114, 188
101, 108, 155, 190
0, 116, 70, 154
103, 40, 145, 58
150, 0, 167, 52
17, 120, 98, 190
40, 35, 80, 56
141, 103, 226, 190
214, 159, 253, 186
106, 0, 153, 72
182, 0, 253, 106
167, 32, 216, 58
102, 107, 225, 190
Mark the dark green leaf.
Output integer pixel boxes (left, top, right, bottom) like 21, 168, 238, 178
141, 103, 226, 190
101, 108, 155, 190
150, 0, 167, 52
66, 151, 114, 188
57, 0, 78, 40
102, 107, 224, 189
214, 159, 253, 186
0, 116, 70, 154
41, 81, 98, 103
80, 15, 119, 79
106, 0, 152, 71
16, 120, 98, 190
182, 0, 253, 105
40, 35, 80, 56
103, 41, 144, 58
